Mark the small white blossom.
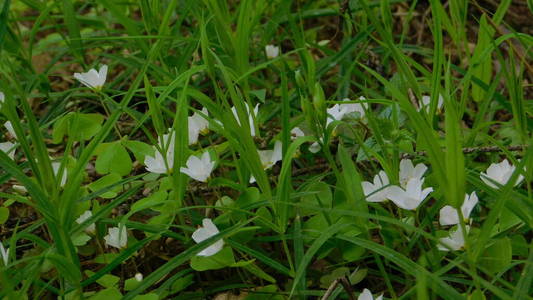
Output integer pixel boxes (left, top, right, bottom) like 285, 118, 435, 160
231, 103, 259, 137
180, 151, 215, 182
76, 210, 96, 234
12, 185, 27, 194
0, 142, 16, 160
0, 243, 9, 266
104, 226, 128, 249
265, 45, 280, 59
52, 161, 67, 187
439, 192, 478, 226
399, 158, 428, 188
258, 140, 282, 169
418, 94, 444, 113
0, 92, 4, 104
358, 288, 383, 300
250, 141, 283, 183
309, 141, 321, 153
290, 127, 305, 140
362, 171, 390, 203
188, 107, 209, 145
326, 97, 367, 126
438, 226, 469, 251
74, 65, 108, 90
192, 218, 224, 257
4, 121, 16, 139
480, 159, 524, 189
134, 273, 143, 282
145, 131, 175, 174
386, 177, 433, 210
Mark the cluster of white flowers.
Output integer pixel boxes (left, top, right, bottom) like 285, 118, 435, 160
362, 159, 432, 210
361, 158, 524, 252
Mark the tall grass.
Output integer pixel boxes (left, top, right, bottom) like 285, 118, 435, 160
0, 0, 531, 299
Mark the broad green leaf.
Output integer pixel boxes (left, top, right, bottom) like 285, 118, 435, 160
88, 173, 122, 199
96, 274, 120, 289
190, 247, 235, 271
53, 113, 104, 143
88, 288, 122, 300
124, 277, 141, 291
130, 191, 168, 214
0, 207, 9, 224
479, 237, 512, 275
123, 140, 153, 162
71, 232, 91, 247
132, 294, 158, 300
299, 181, 332, 216
95, 141, 133, 176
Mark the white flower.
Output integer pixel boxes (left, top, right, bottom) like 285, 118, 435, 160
104, 226, 128, 249
399, 158, 428, 188
439, 192, 478, 226
290, 127, 305, 140
52, 161, 67, 187
188, 107, 209, 145
265, 45, 280, 59
0, 91, 4, 104
0, 142, 16, 160
480, 159, 524, 189
4, 121, 16, 139
192, 218, 224, 257
231, 103, 259, 137
0, 243, 9, 266
438, 226, 469, 251
418, 94, 444, 113
250, 141, 283, 184
326, 97, 367, 126
358, 288, 383, 300
145, 131, 175, 174
180, 151, 215, 182
13, 185, 27, 194
76, 210, 96, 234
362, 171, 390, 202
326, 104, 344, 126
309, 141, 321, 153
74, 65, 108, 90
258, 140, 282, 169
134, 273, 143, 282
386, 177, 433, 210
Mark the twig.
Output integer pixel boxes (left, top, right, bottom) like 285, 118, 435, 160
321, 276, 355, 300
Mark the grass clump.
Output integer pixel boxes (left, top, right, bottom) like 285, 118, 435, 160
0, 0, 531, 299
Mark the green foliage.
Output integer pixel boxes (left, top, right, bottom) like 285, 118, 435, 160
0, 0, 530, 299
53, 113, 104, 143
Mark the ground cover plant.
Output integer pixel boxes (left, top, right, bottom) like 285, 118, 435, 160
0, 0, 532, 299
